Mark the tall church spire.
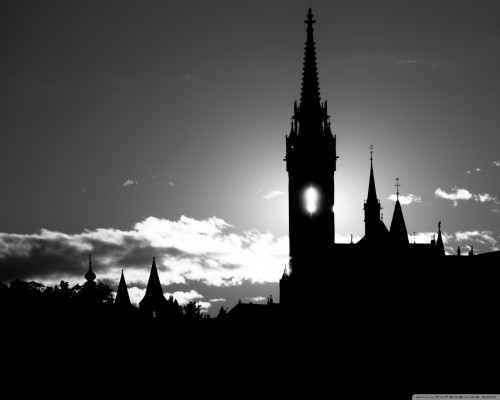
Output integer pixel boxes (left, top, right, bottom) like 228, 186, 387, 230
282, 8, 336, 307
300, 8, 321, 110
362, 146, 388, 241
367, 145, 378, 204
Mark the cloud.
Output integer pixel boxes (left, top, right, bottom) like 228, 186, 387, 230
262, 190, 284, 200
209, 298, 226, 303
166, 289, 203, 306
167, 175, 175, 188
476, 193, 500, 204
475, 168, 482, 172
434, 187, 473, 206
454, 230, 497, 247
123, 179, 138, 187
128, 287, 146, 306
492, 209, 499, 213
434, 187, 499, 206
335, 233, 362, 244
397, 59, 418, 65
246, 296, 266, 303
387, 193, 422, 205
465, 170, 471, 175
395, 57, 455, 69
0, 216, 288, 290
493, 161, 500, 167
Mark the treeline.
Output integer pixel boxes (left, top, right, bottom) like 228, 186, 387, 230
0, 279, 211, 322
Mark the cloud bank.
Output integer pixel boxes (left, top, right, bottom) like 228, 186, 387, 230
0, 216, 288, 293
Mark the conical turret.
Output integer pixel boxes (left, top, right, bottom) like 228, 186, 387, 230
115, 270, 132, 308
390, 178, 409, 245
139, 257, 168, 317
436, 221, 445, 256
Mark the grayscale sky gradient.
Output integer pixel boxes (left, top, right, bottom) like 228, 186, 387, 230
1, 0, 499, 314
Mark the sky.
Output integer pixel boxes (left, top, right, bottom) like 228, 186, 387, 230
1, 0, 499, 315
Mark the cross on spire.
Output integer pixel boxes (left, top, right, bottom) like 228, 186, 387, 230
305, 7, 316, 28
369, 144, 374, 164
395, 178, 400, 200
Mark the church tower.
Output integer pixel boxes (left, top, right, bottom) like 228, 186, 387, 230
285, 8, 337, 280
359, 147, 389, 246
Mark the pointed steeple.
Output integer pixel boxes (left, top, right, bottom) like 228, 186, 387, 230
362, 145, 388, 241
300, 8, 321, 110
436, 221, 445, 256
367, 145, 378, 204
115, 269, 132, 308
390, 179, 409, 245
139, 257, 168, 315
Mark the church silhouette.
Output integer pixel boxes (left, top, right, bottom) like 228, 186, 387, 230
2, 8, 499, 395
107, 7, 499, 323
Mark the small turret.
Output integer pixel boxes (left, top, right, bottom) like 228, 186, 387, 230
436, 221, 445, 256
115, 270, 132, 308
139, 257, 168, 317
390, 178, 409, 246
85, 254, 96, 283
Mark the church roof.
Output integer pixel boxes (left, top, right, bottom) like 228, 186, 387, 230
390, 199, 409, 245
139, 257, 168, 311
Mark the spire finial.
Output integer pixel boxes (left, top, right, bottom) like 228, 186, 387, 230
89, 253, 92, 269
369, 144, 374, 165
395, 178, 400, 200
438, 220, 441, 230
305, 8, 315, 28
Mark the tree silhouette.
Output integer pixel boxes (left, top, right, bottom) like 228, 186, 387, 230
183, 301, 206, 319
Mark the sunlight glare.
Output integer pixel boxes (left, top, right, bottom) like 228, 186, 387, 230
305, 186, 318, 214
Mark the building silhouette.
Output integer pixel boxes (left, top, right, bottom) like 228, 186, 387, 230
102, 7, 499, 324
275, 8, 500, 317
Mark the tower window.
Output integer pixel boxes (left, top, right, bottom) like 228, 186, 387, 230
305, 186, 318, 214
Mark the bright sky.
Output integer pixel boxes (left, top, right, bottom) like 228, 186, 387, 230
1, 0, 499, 315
